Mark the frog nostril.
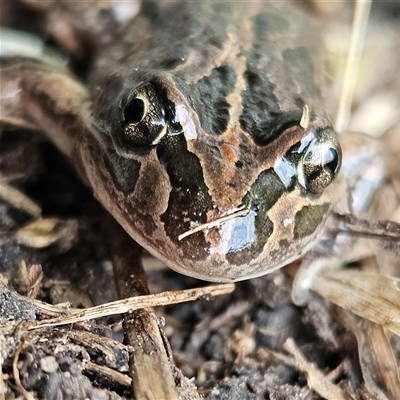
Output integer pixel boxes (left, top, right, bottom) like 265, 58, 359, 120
179, 185, 199, 203
124, 98, 145, 124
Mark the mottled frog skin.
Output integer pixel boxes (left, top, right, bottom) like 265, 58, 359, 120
1, 1, 344, 281
80, 1, 344, 281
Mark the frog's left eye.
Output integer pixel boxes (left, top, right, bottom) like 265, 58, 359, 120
298, 129, 342, 194
115, 83, 168, 152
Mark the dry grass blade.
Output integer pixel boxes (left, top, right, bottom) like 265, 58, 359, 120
0, 183, 42, 219
338, 311, 400, 399
27, 283, 235, 330
335, 0, 372, 133
360, 321, 400, 399
311, 270, 400, 336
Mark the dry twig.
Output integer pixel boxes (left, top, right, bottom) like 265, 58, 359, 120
26, 283, 234, 330
110, 223, 202, 400
284, 338, 356, 400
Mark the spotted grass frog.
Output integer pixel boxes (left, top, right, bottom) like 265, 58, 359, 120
0, 0, 387, 293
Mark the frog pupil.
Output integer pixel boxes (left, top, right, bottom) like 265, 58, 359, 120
324, 148, 339, 174
124, 98, 145, 124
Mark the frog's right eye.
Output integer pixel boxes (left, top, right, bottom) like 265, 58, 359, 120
294, 126, 342, 194
116, 83, 168, 152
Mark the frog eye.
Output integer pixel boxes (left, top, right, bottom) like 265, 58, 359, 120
298, 129, 342, 194
117, 84, 168, 151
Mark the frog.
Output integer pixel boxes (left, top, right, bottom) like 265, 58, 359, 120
0, 0, 384, 296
